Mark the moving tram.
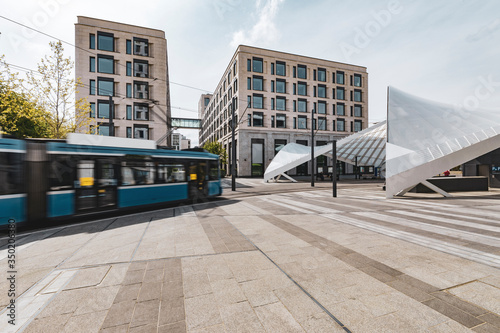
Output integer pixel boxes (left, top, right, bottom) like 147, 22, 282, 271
0, 133, 222, 226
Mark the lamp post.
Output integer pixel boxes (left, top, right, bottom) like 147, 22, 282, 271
231, 97, 236, 192
332, 140, 337, 197
108, 95, 114, 136
311, 112, 315, 187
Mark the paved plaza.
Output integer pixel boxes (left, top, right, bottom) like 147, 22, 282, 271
1, 179, 500, 332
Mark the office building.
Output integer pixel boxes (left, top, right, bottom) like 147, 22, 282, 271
75, 16, 171, 144
199, 45, 368, 177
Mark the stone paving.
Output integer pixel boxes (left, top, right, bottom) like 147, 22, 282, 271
0, 180, 500, 332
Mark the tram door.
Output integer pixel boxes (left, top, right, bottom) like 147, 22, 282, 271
75, 159, 117, 211
188, 161, 208, 201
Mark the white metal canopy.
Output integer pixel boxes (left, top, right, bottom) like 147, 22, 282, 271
386, 87, 500, 198
263, 121, 387, 182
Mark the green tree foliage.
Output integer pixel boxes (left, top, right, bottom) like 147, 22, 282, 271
0, 57, 50, 138
26, 41, 92, 139
202, 141, 228, 165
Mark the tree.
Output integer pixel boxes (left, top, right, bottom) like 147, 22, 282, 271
26, 41, 92, 139
203, 141, 228, 169
0, 57, 51, 138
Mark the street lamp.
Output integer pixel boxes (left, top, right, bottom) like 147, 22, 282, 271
311, 111, 315, 187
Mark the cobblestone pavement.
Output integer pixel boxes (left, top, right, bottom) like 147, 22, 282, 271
1, 180, 500, 332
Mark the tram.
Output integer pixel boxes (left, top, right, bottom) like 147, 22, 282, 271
0, 133, 222, 226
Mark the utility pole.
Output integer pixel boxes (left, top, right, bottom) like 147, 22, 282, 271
231, 97, 236, 191
108, 95, 114, 136
311, 112, 315, 187
332, 141, 337, 197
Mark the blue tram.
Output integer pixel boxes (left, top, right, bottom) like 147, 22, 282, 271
0, 134, 222, 226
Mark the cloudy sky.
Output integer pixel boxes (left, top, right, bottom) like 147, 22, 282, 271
2, 0, 500, 145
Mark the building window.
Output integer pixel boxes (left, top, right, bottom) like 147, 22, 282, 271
276, 96, 286, 111
134, 103, 149, 120
337, 87, 345, 100
247, 114, 251, 126
271, 115, 275, 128
318, 84, 326, 98
126, 127, 132, 138
134, 81, 148, 99
126, 83, 132, 98
247, 95, 251, 108
134, 125, 149, 139
275, 139, 287, 155
337, 119, 345, 131
97, 124, 110, 136
276, 79, 286, 94
298, 99, 307, 112
126, 39, 131, 54
247, 77, 251, 90
318, 101, 326, 114
337, 103, 345, 116
252, 57, 263, 73
276, 61, 286, 76
134, 60, 149, 78
234, 79, 238, 92
126, 105, 132, 120
332, 104, 336, 115
298, 82, 307, 96
90, 102, 95, 117
298, 115, 307, 129
89, 34, 95, 49
97, 78, 114, 96
253, 94, 263, 109
313, 86, 316, 97
332, 120, 336, 131
276, 114, 286, 128
318, 68, 326, 82
233, 61, 237, 75
354, 74, 362, 87
97, 100, 110, 119
89, 57, 95, 72
271, 63, 274, 75
354, 104, 362, 117
253, 112, 263, 126
293, 117, 297, 129
336, 71, 345, 85
126, 62, 132, 76
293, 83, 296, 95
97, 32, 114, 52
313, 69, 316, 81
271, 80, 275, 92
97, 55, 114, 74
247, 59, 251, 71
354, 120, 362, 132
253, 76, 263, 91
293, 66, 296, 78
271, 98, 275, 110
354, 89, 362, 102
90, 80, 95, 95
298, 65, 307, 79
293, 100, 296, 112
318, 117, 326, 130
133, 37, 149, 56
332, 88, 336, 99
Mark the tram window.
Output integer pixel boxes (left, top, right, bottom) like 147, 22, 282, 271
0, 152, 24, 195
99, 162, 116, 186
209, 160, 219, 180
77, 160, 95, 187
157, 164, 185, 183
121, 161, 155, 185
49, 156, 75, 191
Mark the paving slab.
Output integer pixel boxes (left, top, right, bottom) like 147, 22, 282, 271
0, 181, 499, 332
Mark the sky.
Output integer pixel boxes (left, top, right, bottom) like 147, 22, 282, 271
1, 0, 500, 146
